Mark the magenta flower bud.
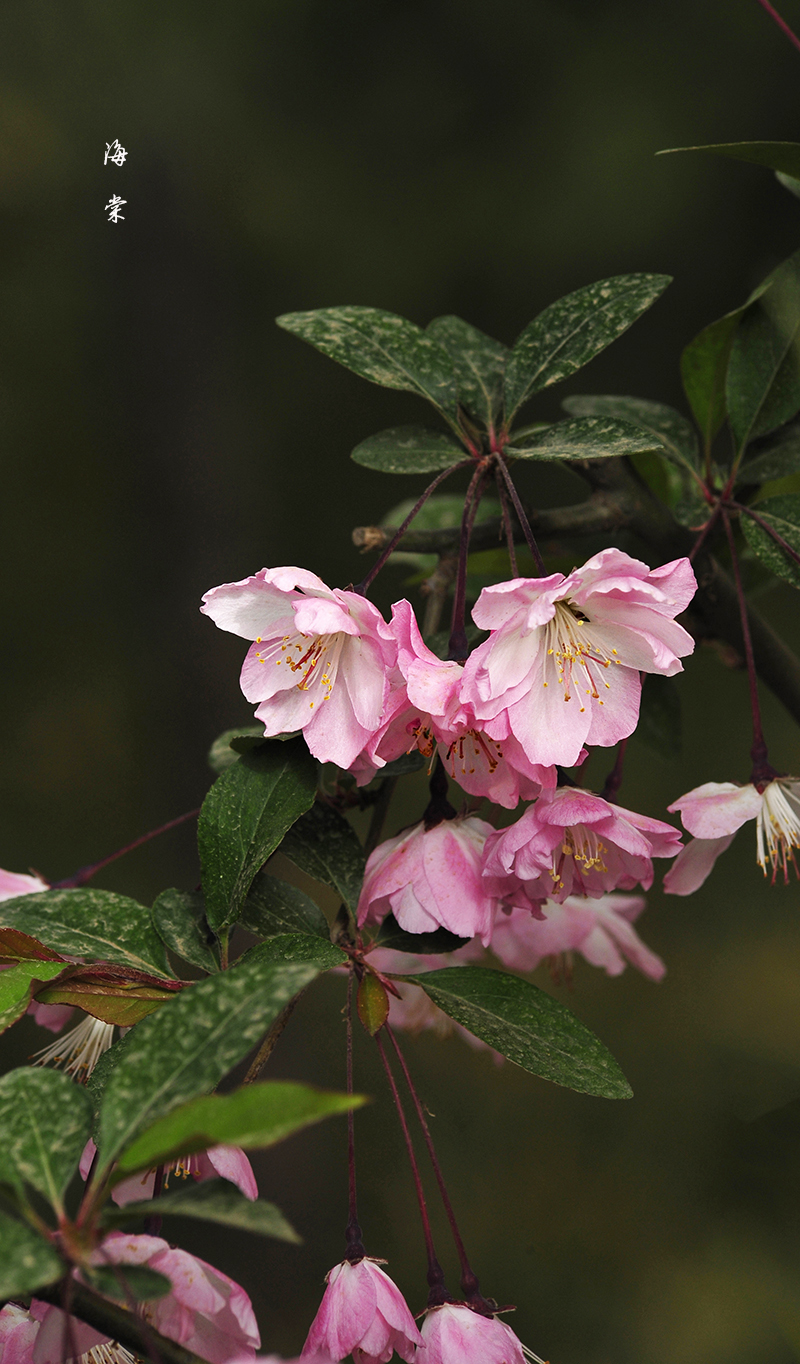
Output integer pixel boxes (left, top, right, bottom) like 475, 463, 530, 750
357, 816, 498, 943
420, 1302, 546, 1363
301, 1257, 422, 1363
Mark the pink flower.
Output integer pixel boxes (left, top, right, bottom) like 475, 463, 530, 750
490, 894, 664, 981
201, 567, 397, 769
0, 868, 48, 900
301, 1256, 422, 1363
352, 601, 556, 809
93, 1232, 259, 1364
357, 816, 499, 944
420, 1303, 545, 1364
461, 549, 696, 767
664, 776, 800, 893
79, 1139, 258, 1205
482, 786, 682, 909
0, 1303, 46, 1364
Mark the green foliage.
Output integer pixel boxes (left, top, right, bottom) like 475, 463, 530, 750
86, 1265, 172, 1301
151, 888, 220, 973
115, 1080, 361, 1175
381, 493, 500, 572
634, 674, 682, 759
276, 306, 459, 424
0, 1068, 93, 1211
88, 955, 322, 1177
238, 871, 330, 940
503, 273, 671, 421
106, 1180, 299, 1243
0, 1209, 63, 1297
658, 140, 800, 180
562, 394, 700, 473
280, 802, 366, 915
351, 425, 466, 474
207, 726, 267, 774
425, 315, 507, 428
0, 889, 174, 978
507, 414, 663, 462
740, 496, 800, 589
34, 965, 182, 1027
737, 419, 800, 486
240, 933, 345, 968
726, 250, 800, 453
375, 913, 469, 955
198, 737, 318, 934
409, 966, 632, 1099
0, 960, 68, 1033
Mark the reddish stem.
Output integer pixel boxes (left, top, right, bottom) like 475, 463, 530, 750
53, 808, 201, 889
732, 500, 800, 567
601, 735, 629, 805
722, 509, 776, 786
494, 452, 546, 574
448, 461, 490, 661
355, 459, 474, 596
494, 465, 519, 578
345, 967, 365, 1260
755, 0, 800, 53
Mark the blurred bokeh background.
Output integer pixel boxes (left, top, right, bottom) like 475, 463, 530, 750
2, 1, 800, 1360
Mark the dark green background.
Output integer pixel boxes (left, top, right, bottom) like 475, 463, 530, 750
3, 2, 800, 1361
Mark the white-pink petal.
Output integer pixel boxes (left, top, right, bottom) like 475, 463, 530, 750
668, 781, 763, 838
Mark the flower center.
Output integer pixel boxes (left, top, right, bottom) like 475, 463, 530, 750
254, 630, 346, 709
81, 1345, 138, 1364
444, 730, 502, 778
542, 600, 621, 709
756, 778, 800, 883
33, 1015, 115, 1080
551, 824, 608, 889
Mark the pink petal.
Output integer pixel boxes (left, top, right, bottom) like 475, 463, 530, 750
205, 1146, 258, 1201
667, 781, 763, 838
662, 834, 736, 895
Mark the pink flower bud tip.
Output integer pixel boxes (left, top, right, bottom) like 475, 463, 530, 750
420, 1302, 546, 1364
301, 1257, 422, 1363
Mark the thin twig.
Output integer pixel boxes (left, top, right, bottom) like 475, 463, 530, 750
354, 459, 474, 596
242, 989, 308, 1084
755, 0, 800, 53
53, 809, 201, 889
492, 452, 546, 573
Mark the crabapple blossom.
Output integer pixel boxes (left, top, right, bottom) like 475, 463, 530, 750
94, 1231, 260, 1363
357, 815, 499, 943
301, 1256, 422, 1363
461, 548, 696, 768
664, 776, 800, 892
489, 894, 664, 981
352, 600, 557, 808
0, 868, 48, 900
79, 1139, 258, 1205
201, 567, 396, 769
34, 1015, 115, 1079
420, 1302, 545, 1364
482, 786, 682, 910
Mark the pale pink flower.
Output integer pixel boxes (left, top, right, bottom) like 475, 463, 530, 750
79, 1139, 258, 1205
0, 1303, 45, 1364
482, 786, 682, 909
34, 1016, 115, 1080
357, 816, 499, 944
664, 776, 800, 892
94, 1231, 259, 1363
461, 549, 696, 767
301, 1256, 422, 1363
24, 1300, 125, 1364
351, 600, 556, 808
201, 567, 396, 769
0, 868, 48, 900
490, 894, 664, 981
420, 1303, 545, 1364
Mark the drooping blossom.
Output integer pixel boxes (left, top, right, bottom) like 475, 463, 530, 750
33, 1015, 116, 1080
92, 1231, 260, 1364
460, 549, 696, 768
664, 776, 800, 893
301, 1256, 422, 1363
357, 816, 499, 943
0, 868, 48, 900
482, 786, 682, 910
420, 1303, 546, 1364
201, 567, 397, 769
22, 1300, 135, 1364
351, 600, 557, 808
79, 1139, 258, 1206
489, 894, 665, 981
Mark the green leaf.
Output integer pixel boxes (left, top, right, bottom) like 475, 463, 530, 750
777, 170, 800, 200
0, 960, 68, 1033
562, 394, 700, 472
198, 737, 318, 934
151, 889, 220, 973
208, 726, 266, 774
351, 425, 466, 475
0, 1208, 63, 1297
374, 913, 470, 955
736, 419, 800, 486
105, 1180, 299, 1243
409, 966, 632, 1098
658, 140, 800, 180
504, 274, 671, 421
115, 1080, 361, 1175
0, 889, 173, 978
280, 803, 365, 915
506, 415, 663, 462
276, 306, 458, 423
34, 965, 182, 1026
0, 1068, 93, 1210
238, 872, 329, 940
634, 674, 682, 759
86, 1265, 172, 1301
727, 249, 800, 452
740, 495, 800, 588
426, 315, 508, 427
89, 954, 322, 1176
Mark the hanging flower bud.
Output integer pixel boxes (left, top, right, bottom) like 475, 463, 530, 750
301, 1257, 422, 1363
420, 1302, 546, 1363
